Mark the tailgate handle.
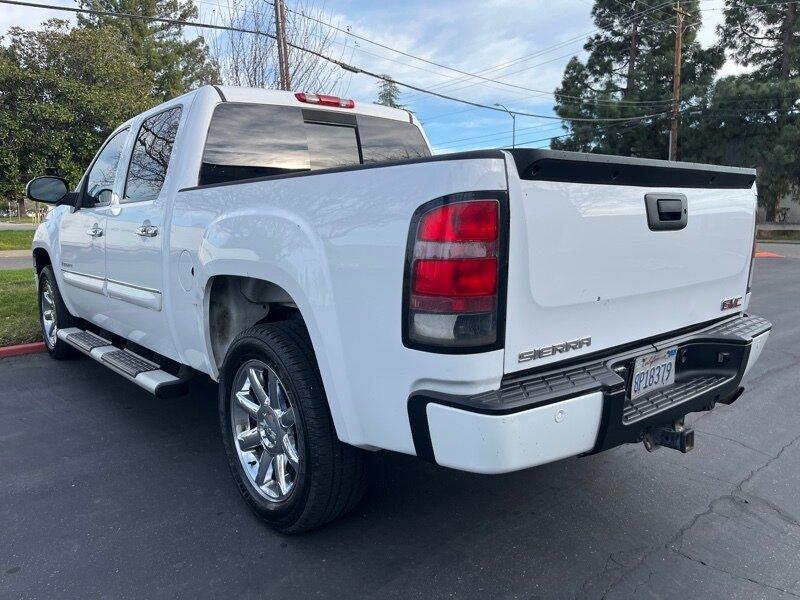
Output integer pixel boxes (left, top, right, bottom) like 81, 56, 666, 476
645, 193, 687, 231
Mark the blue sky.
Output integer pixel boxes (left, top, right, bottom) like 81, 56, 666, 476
1, 0, 734, 153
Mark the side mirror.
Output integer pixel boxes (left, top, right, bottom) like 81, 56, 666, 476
26, 176, 70, 205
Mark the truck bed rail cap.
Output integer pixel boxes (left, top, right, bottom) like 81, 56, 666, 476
506, 148, 756, 189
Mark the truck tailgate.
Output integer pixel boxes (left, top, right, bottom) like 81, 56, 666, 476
502, 149, 757, 375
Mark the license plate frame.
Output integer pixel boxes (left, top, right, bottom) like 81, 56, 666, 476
630, 347, 678, 400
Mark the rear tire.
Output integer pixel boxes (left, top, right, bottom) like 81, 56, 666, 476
219, 321, 370, 533
37, 266, 78, 359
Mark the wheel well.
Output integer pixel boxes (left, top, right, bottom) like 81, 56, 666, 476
33, 248, 51, 274
207, 275, 302, 368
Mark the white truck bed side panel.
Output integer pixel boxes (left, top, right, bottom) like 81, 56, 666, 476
169, 157, 508, 453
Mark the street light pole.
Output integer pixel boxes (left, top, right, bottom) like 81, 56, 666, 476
494, 103, 516, 148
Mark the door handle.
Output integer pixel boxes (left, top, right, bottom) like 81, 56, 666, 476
86, 225, 103, 238
135, 224, 159, 237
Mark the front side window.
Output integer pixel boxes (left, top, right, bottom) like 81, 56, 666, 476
125, 107, 182, 202
84, 128, 128, 206
199, 103, 431, 187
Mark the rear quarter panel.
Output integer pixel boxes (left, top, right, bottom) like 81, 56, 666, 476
169, 157, 508, 453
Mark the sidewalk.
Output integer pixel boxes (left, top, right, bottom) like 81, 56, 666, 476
0, 222, 37, 231
0, 249, 32, 270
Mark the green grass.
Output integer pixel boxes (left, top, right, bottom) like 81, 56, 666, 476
0, 230, 35, 251
757, 228, 800, 242
0, 268, 40, 347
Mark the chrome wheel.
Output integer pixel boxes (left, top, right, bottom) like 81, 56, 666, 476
40, 279, 57, 348
230, 360, 300, 503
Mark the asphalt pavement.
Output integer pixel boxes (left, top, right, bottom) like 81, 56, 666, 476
1, 257, 799, 599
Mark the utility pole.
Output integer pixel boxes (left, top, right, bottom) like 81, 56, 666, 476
624, 0, 639, 98
669, 0, 687, 161
274, 0, 291, 90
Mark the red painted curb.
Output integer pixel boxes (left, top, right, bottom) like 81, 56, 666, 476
755, 251, 784, 258
0, 342, 46, 358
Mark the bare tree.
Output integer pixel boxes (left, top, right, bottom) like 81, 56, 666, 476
210, 0, 345, 93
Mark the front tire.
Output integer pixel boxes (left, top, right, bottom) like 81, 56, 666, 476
37, 266, 77, 359
219, 321, 369, 533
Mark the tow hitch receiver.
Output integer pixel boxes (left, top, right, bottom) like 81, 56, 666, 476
643, 420, 695, 454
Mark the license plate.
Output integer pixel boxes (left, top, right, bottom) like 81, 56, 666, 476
630, 347, 678, 400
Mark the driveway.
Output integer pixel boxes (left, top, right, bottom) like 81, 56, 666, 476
1, 258, 798, 599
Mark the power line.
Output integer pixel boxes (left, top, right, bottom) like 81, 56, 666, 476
403, 0, 677, 101
273, 0, 678, 107
0, 0, 674, 124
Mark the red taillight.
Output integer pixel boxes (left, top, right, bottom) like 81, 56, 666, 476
413, 259, 498, 298
405, 197, 503, 350
295, 92, 355, 109
418, 201, 498, 242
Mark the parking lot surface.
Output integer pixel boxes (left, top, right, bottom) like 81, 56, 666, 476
1, 258, 799, 600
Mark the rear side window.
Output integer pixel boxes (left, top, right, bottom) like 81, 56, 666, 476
199, 103, 431, 186
201, 104, 310, 185
124, 107, 182, 202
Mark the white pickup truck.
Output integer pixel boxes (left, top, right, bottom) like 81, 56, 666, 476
27, 85, 771, 532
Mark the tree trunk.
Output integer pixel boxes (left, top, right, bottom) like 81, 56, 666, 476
781, 2, 797, 79
16, 197, 25, 221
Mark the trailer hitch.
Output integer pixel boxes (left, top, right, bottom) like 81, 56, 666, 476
643, 419, 695, 454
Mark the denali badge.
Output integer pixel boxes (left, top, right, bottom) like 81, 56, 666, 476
518, 337, 592, 363
721, 297, 743, 311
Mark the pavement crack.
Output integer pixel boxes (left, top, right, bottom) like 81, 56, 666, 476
733, 430, 800, 496
736, 491, 800, 529
670, 546, 800, 598
693, 429, 773, 458
584, 430, 800, 599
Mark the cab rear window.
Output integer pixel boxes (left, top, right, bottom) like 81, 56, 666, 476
199, 103, 430, 186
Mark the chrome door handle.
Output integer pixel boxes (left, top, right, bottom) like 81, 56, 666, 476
135, 224, 159, 237
86, 225, 103, 238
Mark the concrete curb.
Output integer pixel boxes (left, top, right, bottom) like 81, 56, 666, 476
0, 342, 46, 358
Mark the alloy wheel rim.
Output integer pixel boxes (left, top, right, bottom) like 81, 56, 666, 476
230, 360, 300, 503
41, 281, 57, 348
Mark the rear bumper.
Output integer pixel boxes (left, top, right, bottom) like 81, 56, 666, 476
408, 314, 771, 474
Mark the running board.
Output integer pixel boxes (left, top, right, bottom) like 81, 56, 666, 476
58, 327, 190, 398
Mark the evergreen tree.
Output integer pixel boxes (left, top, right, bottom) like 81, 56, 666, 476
78, 0, 218, 99
551, 1, 722, 159
709, 1, 800, 220
375, 75, 405, 109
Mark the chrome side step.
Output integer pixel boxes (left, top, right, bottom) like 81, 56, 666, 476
58, 327, 189, 398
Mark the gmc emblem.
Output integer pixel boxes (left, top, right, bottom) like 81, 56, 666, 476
721, 297, 743, 311
518, 337, 592, 363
